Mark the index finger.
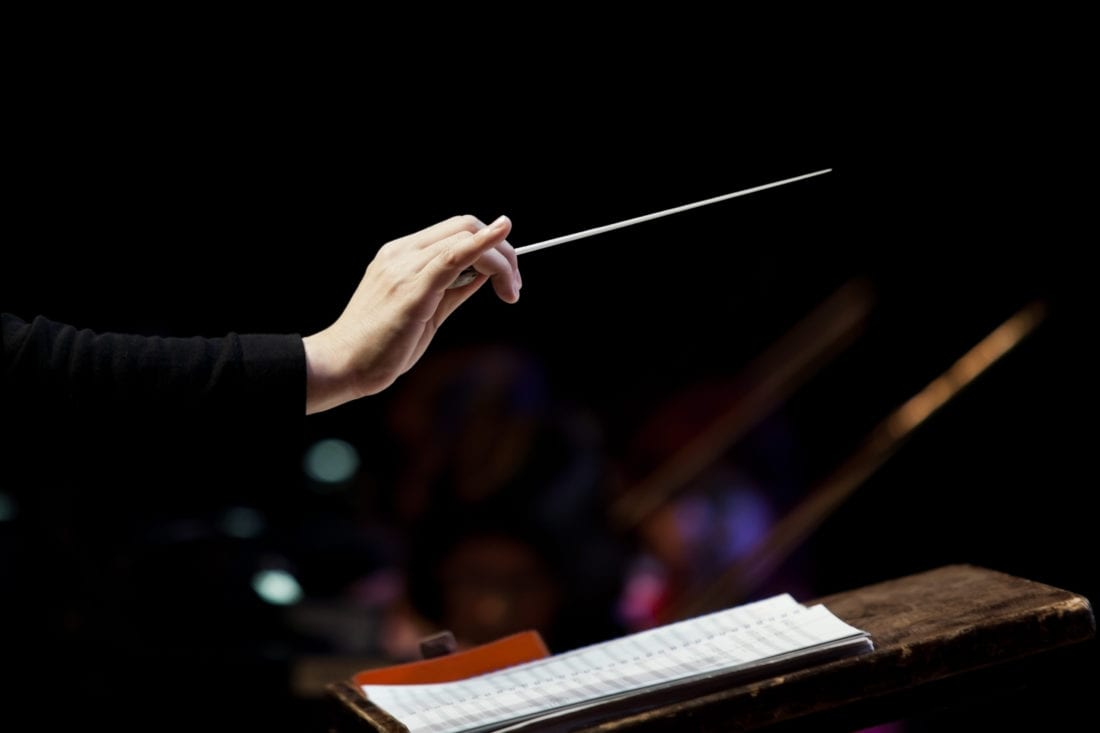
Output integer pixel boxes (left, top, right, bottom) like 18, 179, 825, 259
444, 216, 518, 290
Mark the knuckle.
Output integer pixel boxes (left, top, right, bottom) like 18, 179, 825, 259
455, 214, 482, 232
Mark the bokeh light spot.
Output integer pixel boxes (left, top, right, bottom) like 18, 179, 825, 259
303, 438, 360, 485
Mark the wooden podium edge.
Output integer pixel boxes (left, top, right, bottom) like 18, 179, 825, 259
326, 680, 409, 733
325, 564, 1096, 732
572, 563, 1096, 731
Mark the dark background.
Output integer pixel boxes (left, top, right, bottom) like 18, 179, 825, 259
2, 20, 1092, 732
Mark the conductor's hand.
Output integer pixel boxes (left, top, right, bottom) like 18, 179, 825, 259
302, 215, 520, 414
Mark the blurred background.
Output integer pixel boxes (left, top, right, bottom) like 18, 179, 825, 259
1, 20, 1092, 731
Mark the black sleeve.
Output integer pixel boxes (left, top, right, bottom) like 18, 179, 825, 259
2, 311, 305, 425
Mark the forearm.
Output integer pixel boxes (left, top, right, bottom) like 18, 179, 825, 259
2, 312, 306, 418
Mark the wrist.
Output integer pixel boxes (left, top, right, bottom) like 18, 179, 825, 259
302, 332, 346, 414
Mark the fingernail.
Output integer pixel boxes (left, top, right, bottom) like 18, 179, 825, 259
490, 215, 509, 230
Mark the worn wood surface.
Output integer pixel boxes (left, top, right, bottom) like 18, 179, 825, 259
327, 564, 1095, 732
327, 680, 409, 733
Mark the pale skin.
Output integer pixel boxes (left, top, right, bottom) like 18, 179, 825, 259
302, 214, 521, 414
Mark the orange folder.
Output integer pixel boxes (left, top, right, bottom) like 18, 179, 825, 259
352, 630, 550, 686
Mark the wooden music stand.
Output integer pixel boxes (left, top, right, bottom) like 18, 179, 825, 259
325, 563, 1095, 732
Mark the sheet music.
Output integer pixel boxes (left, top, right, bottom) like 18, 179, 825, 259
360, 594, 873, 733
